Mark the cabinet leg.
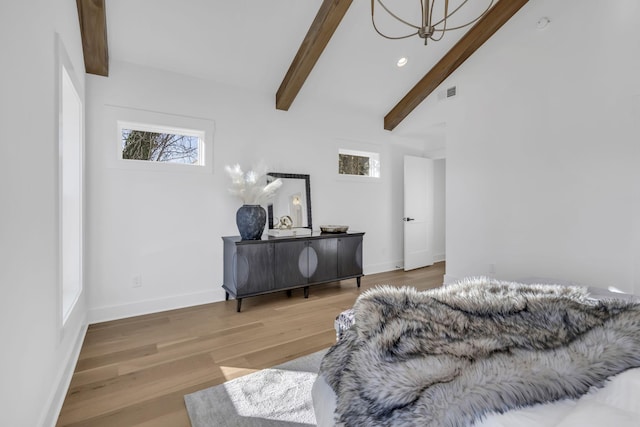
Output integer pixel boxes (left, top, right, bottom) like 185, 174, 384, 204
286, 289, 292, 297
225, 291, 229, 301
357, 276, 361, 288
236, 298, 242, 312
304, 286, 309, 299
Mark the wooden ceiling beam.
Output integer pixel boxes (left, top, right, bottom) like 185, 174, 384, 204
384, 0, 530, 131
276, 0, 353, 111
76, 0, 109, 76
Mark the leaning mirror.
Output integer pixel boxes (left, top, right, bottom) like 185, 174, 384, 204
267, 173, 312, 230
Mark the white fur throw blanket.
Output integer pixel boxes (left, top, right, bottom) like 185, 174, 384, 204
319, 278, 640, 427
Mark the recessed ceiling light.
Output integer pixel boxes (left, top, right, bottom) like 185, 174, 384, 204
397, 57, 408, 67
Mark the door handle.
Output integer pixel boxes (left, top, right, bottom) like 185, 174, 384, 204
403, 217, 415, 222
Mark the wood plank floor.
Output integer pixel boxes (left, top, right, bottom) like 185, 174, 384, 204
56, 262, 445, 426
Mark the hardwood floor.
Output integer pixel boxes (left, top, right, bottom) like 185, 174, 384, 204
56, 262, 445, 426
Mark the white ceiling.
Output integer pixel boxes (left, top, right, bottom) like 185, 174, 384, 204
106, 0, 496, 136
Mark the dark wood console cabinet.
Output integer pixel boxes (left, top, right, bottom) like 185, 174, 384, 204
222, 231, 364, 311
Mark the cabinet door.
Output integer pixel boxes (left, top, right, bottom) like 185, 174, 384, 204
309, 238, 338, 283
234, 243, 275, 295
337, 235, 363, 278
274, 240, 308, 289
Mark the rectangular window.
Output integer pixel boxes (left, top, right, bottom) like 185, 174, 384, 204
118, 121, 205, 166
338, 148, 380, 178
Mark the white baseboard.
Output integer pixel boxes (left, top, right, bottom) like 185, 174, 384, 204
40, 320, 87, 427
89, 258, 449, 324
364, 260, 404, 276
365, 257, 446, 276
88, 289, 222, 324
433, 253, 446, 263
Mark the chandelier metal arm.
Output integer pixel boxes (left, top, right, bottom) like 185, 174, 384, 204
431, 0, 469, 28
371, 0, 495, 44
424, 0, 430, 30
371, 0, 419, 40
374, 0, 420, 30
427, 0, 437, 29
431, 0, 495, 32
371, 20, 419, 40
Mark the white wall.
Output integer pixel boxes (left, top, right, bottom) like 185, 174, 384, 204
417, 0, 640, 292
85, 61, 442, 322
0, 1, 87, 426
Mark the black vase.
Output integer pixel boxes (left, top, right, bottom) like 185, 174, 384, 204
236, 204, 267, 240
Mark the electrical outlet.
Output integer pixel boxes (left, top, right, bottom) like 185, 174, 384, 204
132, 275, 142, 288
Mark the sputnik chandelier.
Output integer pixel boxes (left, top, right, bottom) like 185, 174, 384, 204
371, 0, 495, 45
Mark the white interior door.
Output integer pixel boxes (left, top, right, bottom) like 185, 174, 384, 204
404, 155, 434, 271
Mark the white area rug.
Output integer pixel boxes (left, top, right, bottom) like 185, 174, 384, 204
184, 349, 327, 427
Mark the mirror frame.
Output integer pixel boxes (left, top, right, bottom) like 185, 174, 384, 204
267, 172, 312, 230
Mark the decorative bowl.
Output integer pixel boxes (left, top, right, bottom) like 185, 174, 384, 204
320, 225, 349, 233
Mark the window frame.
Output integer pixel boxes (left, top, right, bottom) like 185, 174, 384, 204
118, 121, 206, 166
104, 105, 215, 174
338, 148, 381, 179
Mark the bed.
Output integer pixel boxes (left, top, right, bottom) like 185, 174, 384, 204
312, 277, 640, 427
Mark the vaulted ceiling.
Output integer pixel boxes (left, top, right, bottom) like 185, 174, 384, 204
76, 0, 529, 133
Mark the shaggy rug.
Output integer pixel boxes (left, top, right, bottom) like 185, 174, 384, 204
184, 349, 327, 427
320, 278, 640, 427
